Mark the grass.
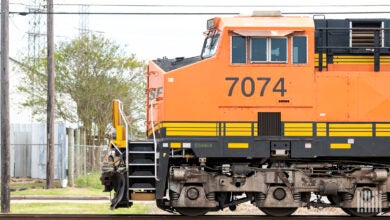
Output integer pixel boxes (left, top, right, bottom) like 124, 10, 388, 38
10, 174, 154, 214
11, 173, 106, 196
11, 179, 61, 190
11, 202, 150, 214
74, 172, 102, 189
11, 187, 107, 197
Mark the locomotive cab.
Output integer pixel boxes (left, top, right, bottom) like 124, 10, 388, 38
147, 12, 316, 135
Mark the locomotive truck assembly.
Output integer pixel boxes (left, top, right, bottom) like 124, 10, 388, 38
100, 11, 390, 216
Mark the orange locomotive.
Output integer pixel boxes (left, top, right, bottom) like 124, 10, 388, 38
101, 12, 390, 216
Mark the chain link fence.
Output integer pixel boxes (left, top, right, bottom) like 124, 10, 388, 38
72, 144, 104, 178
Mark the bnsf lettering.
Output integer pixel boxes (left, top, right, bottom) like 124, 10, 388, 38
148, 86, 163, 100
225, 77, 286, 97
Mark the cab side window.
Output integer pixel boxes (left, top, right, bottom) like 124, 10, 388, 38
231, 34, 307, 65
250, 38, 267, 62
231, 36, 246, 64
250, 37, 287, 63
292, 36, 307, 64
271, 38, 287, 62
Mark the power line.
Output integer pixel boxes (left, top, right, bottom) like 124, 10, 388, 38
9, 2, 390, 10
9, 1, 390, 16
10, 11, 240, 15
9, 11, 390, 16
47, 3, 390, 8
284, 11, 390, 15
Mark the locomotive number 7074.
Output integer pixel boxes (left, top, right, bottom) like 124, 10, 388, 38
225, 77, 286, 97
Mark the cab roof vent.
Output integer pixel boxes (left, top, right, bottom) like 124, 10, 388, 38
241, 11, 282, 17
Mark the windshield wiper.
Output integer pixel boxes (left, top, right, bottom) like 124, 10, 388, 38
201, 30, 218, 59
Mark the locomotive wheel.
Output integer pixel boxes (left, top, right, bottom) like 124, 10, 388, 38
327, 194, 379, 216
176, 208, 209, 216
259, 207, 297, 216
341, 208, 378, 217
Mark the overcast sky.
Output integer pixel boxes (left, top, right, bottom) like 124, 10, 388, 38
6, 0, 390, 123
9, 0, 390, 61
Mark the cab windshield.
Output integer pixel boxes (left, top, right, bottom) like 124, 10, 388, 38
201, 33, 220, 59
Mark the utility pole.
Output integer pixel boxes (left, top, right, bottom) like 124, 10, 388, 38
46, 0, 55, 189
67, 128, 74, 187
1, 0, 10, 213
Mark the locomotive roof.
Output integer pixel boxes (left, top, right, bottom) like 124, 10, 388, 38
217, 16, 314, 30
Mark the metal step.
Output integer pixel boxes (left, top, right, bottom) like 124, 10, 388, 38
129, 170, 154, 178
128, 142, 154, 152
129, 151, 155, 154
129, 187, 156, 191
129, 176, 155, 178
129, 183, 155, 190
129, 141, 154, 144
129, 163, 155, 166
130, 158, 154, 164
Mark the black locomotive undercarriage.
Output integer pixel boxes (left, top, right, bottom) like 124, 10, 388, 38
101, 144, 390, 217
165, 157, 390, 216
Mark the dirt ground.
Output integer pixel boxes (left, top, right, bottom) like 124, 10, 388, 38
143, 199, 390, 216
143, 201, 348, 215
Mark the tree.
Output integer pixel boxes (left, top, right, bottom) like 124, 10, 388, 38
17, 34, 146, 145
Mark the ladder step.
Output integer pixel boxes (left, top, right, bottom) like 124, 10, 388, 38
129, 141, 154, 144
129, 147, 154, 151
129, 163, 155, 166
131, 158, 154, 164
130, 183, 155, 188
129, 171, 154, 178
129, 151, 155, 154
131, 170, 153, 175
129, 175, 154, 178
129, 176, 155, 178
128, 144, 154, 152
130, 187, 156, 191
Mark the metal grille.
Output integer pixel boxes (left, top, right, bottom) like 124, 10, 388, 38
351, 21, 383, 47
258, 112, 281, 136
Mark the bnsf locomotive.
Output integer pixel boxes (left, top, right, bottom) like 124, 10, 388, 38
100, 11, 390, 216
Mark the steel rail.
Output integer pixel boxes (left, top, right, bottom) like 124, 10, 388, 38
0, 214, 387, 220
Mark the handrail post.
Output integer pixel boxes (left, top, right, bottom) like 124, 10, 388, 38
374, 29, 380, 72
117, 101, 130, 201
117, 101, 128, 166
150, 101, 159, 181
319, 29, 323, 72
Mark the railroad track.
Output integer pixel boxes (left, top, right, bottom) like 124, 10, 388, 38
0, 215, 387, 220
